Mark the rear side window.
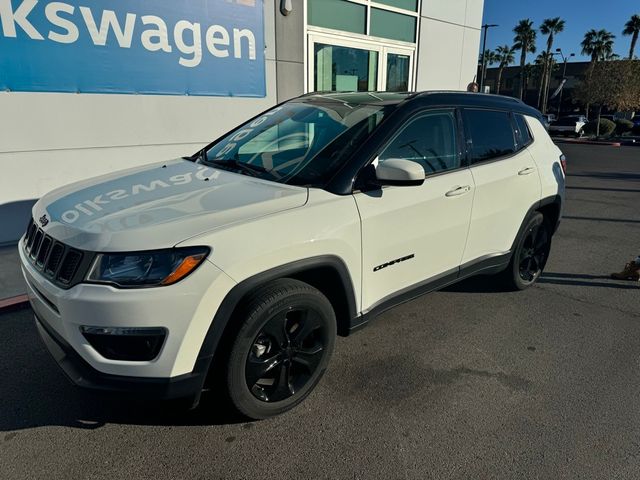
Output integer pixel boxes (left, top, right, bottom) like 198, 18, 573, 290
514, 114, 532, 148
463, 109, 516, 163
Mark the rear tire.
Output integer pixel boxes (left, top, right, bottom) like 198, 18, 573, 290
502, 213, 551, 290
225, 279, 336, 419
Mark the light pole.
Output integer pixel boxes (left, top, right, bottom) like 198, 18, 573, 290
479, 24, 499, 93
555, 48, 575, 117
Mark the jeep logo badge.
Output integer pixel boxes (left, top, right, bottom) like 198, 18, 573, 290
39, 214, 49, 227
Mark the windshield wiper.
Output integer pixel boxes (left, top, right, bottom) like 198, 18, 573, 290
205, 157, 271, 178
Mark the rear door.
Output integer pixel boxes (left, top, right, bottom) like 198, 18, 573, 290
461, 109, 541, 265
354, 109, 475, 311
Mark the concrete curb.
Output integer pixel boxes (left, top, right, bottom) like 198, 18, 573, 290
0, 294, 29, 312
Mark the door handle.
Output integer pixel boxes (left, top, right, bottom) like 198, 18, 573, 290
518, 167, 536, 176
445, 185, 472, 197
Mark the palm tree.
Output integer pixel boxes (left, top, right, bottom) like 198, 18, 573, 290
478, 49, 498, 91
581, 29, 616, 62
535, 52, 558, 108
495, 45, 516, 94
580, 29, 615, 117
539, 17, 565, 113
513, 19, 537, 100
623, 14, 640, 59
522, 64, 534, 99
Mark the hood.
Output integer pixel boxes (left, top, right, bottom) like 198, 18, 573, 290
32, 159, 308, 252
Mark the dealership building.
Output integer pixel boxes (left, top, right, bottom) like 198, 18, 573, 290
0, 0, 483, 244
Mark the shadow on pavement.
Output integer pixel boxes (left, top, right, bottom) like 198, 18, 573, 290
540, 272, 639, 290
564, 216, 640, 224
538, 278, 639, 290
442, 271, 638, 293
542, 272, 610, 280
0, 309, 250, 432
566, 186, 640, 193
567, 172, 640, 181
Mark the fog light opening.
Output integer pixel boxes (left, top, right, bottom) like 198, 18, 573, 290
80, 326, 167, 361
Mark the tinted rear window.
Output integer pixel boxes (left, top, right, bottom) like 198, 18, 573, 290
463, 109, 516, 163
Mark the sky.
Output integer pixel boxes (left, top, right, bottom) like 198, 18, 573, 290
481, 0, 640, 62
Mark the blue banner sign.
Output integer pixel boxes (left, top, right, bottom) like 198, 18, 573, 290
0, 0, 265, 97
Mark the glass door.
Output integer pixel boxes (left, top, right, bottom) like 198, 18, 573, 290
307, 34, 414, 93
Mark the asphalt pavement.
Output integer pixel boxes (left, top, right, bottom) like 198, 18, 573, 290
1, 143, 639, 480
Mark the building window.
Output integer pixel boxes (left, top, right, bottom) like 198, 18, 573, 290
374, 0, 418, 11
307, 0, 419, 44
314, 43, 379, 91
306, 0, 418, 93
370, 8, 417, 42
307, 0, 366, 35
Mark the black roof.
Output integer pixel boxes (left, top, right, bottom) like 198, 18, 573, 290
297, 90, 542, 118
297, 91, 416, 106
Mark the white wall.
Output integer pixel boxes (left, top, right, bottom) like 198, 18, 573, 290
0, 0, 278, 244
415, 0, 483, 91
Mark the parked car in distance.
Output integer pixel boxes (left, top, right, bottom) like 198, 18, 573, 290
548, 115, 588, 137
20, 92, 566, 419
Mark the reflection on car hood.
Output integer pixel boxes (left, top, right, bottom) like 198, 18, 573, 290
33, 159, 308, 251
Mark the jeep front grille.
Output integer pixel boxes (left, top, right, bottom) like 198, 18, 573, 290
23, 218, 91, 289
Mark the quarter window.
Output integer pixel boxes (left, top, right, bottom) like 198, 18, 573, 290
379, 111, 460, 175
514, 114, 532, 148
463, 109, 516, 163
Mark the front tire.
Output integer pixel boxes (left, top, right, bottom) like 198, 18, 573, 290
225, 279, 336, 419
503, 212, 551, 290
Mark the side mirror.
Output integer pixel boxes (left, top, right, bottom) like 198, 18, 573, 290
375, 159, 425, 186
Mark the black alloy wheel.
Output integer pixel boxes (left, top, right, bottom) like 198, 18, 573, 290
518, 220, 550, 283
502, 212, 551, 290
246, 307, 327, 402
225, 279, 336, 419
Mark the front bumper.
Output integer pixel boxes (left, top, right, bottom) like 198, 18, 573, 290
19, 238, 237, 393
34, 312, 207, 400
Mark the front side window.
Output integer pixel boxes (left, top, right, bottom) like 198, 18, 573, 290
203, 101, 390, 186
378, 111, 460, 175
463, 109, 516, 163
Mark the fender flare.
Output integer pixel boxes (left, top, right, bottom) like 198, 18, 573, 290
509, 194, 563, 255
194, 255, 358, 367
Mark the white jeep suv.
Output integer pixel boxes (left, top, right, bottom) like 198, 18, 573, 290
20, 92, 565, 419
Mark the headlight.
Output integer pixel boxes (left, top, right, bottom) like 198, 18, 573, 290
86, 247, 210, 288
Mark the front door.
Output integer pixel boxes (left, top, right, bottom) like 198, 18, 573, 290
354, 109, 474, 311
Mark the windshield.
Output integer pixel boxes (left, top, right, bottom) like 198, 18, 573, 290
201, 101, 390, 186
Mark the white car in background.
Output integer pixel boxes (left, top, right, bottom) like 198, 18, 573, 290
548, 115, 588, 137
